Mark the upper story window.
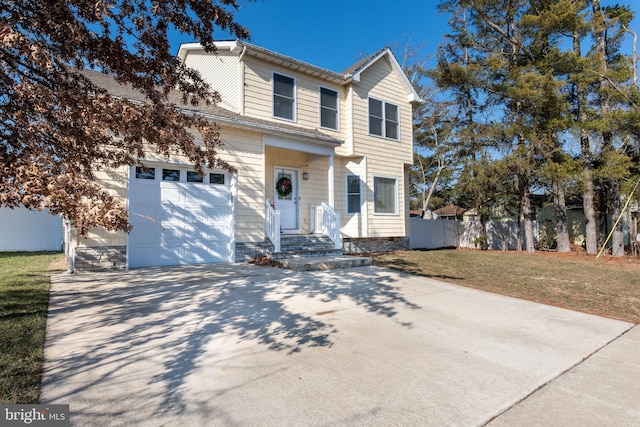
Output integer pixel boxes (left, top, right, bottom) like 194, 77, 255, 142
320, 87, 339, 130
369, 97, 399, 140
273, 72, 295, 121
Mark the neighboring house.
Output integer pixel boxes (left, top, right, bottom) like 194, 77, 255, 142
0, 207, 63, 252
71, 40, 421, 270
433, 205, 467, 221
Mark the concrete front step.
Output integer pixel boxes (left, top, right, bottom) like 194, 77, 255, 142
271, 248, 343, 260
280, 255, 372, 271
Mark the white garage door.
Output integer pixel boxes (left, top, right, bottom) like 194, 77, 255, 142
127, 165, 233, 268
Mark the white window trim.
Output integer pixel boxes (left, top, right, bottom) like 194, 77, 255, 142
373, 175, 399, 215
319, 85, 339, 131
368, 97, 400, 141
346, 174, 361, 215
272, 71, 296, 122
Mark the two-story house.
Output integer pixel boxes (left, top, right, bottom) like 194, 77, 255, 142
71, 40, 421, 270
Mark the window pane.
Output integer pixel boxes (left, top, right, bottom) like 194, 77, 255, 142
347, 175, 360, 193
348, 195, 361, 214
162, 169, 180, 181
135, 167, 155, 180
209, 173, 225, 185
321, 108, 337, 129
274, 95, 294, 120
274, 74, 294, 97
187, 171, 203, 183
374, 177, 396, 214
385, 103, 398, 121
369, 98, 382, 117
385, 120, 398, 140
321, 88, 338, 109
369, 116, 382, 136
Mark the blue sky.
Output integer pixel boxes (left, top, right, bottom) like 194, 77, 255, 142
173, 0, 640, 74
178, 0, 450, 72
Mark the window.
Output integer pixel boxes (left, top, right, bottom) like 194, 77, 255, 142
373, 176, 398, 214
135, 167, 155, 180
209, 173, 225, 185
346, 175, 361, 214
369, 98, 399, 140
320, 87, 338, 130
273, 73, 295, 120
162, 169, 180, 181
187, 171, 203, 183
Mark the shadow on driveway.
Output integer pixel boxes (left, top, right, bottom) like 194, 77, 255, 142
41, 263, 632, 426
42, 264, 419, 420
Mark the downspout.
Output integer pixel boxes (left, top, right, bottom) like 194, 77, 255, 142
238, 45, 247, 115
125, 166, 132, 270
363, 156, 368, 237
328, 154, 335, 208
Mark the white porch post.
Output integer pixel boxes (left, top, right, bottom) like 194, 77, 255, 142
328, 154, 335, 208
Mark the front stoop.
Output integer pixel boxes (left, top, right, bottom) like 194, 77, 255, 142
280, 255, 372, 271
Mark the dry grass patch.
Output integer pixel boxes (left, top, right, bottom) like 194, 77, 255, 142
374, 249, 640, 324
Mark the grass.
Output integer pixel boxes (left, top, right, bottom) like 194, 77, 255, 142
374, 249, 640, 324
0, 252, 65, 404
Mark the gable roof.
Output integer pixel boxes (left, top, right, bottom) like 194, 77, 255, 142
178, 41, 422, 104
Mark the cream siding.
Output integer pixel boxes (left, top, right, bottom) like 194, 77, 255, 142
348, 57, 414, 237
243, 56, 346, 141
77, 166, 128, 248
183, 49, 241, 112
218, 128, 265, 242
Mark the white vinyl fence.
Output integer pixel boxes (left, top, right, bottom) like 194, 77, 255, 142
0, 207, 63, 251
410, 217, 538, 250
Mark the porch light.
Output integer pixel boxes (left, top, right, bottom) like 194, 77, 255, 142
302, 172, 309, 180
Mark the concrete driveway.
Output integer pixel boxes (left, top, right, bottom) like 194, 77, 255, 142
41, 264, 635, 426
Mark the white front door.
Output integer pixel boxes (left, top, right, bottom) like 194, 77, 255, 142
274, 167, 299, 232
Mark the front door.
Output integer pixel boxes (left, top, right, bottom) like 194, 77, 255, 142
274, 167, 299, 232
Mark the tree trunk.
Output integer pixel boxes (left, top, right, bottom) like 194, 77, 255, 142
521, 185, 535, 253
593, 0, 624, 256
608, 181, 625, 256
582, 155, 598, 254
573, 30, 598, 254
553, 179, 571, 252
516, 214, 522, 252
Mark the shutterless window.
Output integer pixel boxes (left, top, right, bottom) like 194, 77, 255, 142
320, 87, 338, 130
209, 173, 225, 185
273, 73, 295, 120
162, 169, 180, 181
186, 171, 203, 183
346, 175, 361, 214
135, 167, 155, 180
369, 98, 399, 140
373, 176, 397, 214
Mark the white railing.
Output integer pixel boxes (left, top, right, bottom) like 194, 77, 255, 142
265, 199, 281, 252
312, 203, 341, 250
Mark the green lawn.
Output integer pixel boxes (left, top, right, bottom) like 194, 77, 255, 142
374, 249, 640, 324
0, 252, 65, 404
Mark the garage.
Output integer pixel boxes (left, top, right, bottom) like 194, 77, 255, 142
127, 164, 234, 268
